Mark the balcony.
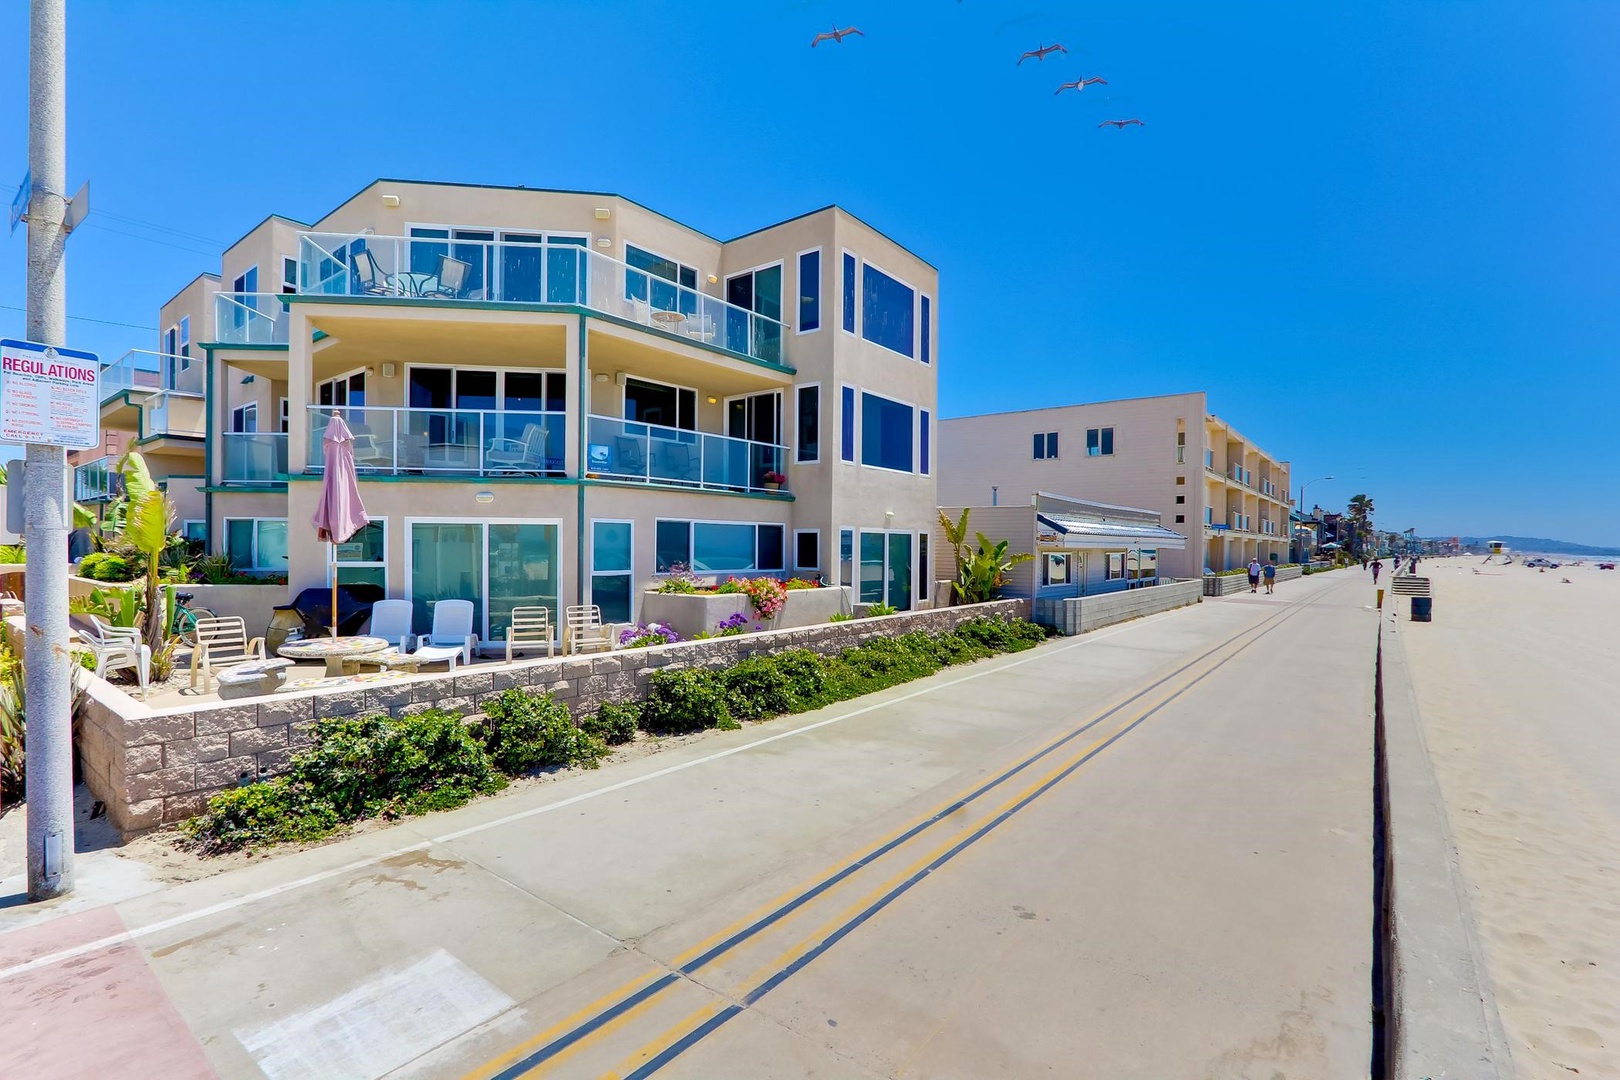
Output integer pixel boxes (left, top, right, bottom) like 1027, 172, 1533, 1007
214, 292, 289, 345
100, 349, 204, 404
296, 233, 788, 367
1228, 464, 1254, 488
74, 457, 120, 502
587, 415, 786, 494
1227, 513, 1252, 532
142, 389, 207, 440
222, 432, 288, 484
307, 407, 566, 477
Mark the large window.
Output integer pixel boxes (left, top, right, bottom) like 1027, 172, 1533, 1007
796, 384, 820, 464
230, 403, 257, 433
1034, 432, 1058, 459
333, 520, 386, 588
408, 520, 559, 642
860, 392, 915, 473
318, 370, 366, 408
225, 518, 287, 573
840, 385, 856, 462
655, 520, 786, 574
861, 263, 915, 358
591, 520, 634, 624
798, 249, 821, 333
1086, 427, 1115, 457
859, 530, 913, 610
626, 244, 698, 313
624, 376, 696, 430
841, 252, 857, 334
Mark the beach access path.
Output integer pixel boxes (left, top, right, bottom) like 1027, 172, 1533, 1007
1397, 556, 1620, 1078
1, 569, 1376, 1079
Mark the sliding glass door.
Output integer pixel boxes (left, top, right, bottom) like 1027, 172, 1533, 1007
858, 530, 914, 611
409, 520, 560, 644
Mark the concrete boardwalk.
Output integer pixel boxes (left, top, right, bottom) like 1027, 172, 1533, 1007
1, 571, 1375, 1079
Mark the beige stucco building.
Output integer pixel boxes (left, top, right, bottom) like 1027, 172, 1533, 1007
936, 392, 1292, 577
92, 179, 940, 645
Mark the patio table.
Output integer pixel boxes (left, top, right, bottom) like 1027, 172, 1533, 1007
277, 635, 391, 677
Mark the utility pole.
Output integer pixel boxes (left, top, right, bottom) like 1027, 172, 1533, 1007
25, 0, 75, 901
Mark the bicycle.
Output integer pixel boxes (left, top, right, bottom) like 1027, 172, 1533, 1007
170, 591, 216, 646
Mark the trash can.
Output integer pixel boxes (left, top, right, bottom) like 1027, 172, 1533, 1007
1410, 596, 1433, 622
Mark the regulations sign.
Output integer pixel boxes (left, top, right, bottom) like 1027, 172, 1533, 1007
0, 338, 100, 450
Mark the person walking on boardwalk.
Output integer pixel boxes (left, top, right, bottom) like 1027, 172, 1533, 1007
1372, 558, 1382, 584
1263, 560, 1277, 594
1247, 557, 1263, 593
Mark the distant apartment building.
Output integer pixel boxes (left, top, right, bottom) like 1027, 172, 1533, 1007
936, 392, 1292, 577
85, 179, 940, 644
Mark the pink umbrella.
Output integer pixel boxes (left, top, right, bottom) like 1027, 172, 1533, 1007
311, 415, 370, 638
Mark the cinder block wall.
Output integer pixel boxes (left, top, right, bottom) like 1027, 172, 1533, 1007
1035, 580, 1202, 635
77, 599, 1031, 834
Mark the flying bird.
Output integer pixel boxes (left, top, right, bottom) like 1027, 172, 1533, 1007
811, 25, 864, 47
1017, 43, 1067, 65
1055, 76, 1107, 94
1098, 118, 1145, 129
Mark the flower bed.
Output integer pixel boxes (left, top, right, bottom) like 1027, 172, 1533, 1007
640, 583, 845, 639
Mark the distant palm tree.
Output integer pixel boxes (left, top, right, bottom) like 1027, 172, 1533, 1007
1346, 494, 1375, 557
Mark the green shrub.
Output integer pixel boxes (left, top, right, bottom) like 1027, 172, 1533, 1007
582, 701, 639, 746
78, 552, 138, 582
0, 544, 24, 564
721, 656, 800, 720
481, 688, 606, 773
181, 780, 341, 853
288, 709, 504, 820
864, 602, 897, 617
952, 616, 1047, 653
770, 649, 828, 710
828, 612, 853, 623
640, 668, 732, 734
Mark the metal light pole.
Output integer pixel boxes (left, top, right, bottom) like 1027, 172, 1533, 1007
1297, 475, 1333, 562
24, 0, 75, 900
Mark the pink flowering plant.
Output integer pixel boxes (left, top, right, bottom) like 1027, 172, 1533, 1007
738, 576, 787, 620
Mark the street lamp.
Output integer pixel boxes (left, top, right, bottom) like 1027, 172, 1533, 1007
1297, 475, 1334, 560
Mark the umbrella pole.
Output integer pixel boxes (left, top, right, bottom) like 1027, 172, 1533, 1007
330, 541, 339, 638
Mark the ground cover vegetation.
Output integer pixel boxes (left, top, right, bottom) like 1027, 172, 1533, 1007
183, 615, 1048, 853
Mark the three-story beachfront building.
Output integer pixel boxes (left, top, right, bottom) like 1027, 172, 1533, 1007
137, 179, 938, 644
937, 392, 1291, 578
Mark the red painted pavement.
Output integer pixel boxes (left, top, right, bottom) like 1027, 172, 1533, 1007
0, 906, 215, 1079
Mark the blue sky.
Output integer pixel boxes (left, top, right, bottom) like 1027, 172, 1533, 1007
1, 1, 1615, 545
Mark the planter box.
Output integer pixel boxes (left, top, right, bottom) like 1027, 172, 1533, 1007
639, 585, 846, 640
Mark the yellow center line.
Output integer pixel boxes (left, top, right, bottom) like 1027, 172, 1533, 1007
598, 1001, 735, 1080
457, 970, 671, 1080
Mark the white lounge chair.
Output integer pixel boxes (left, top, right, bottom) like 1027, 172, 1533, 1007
190, 616, 267, 695
486, 423, 552, 475
77, 615, 151, 698
416, 598, 477, 667
365, 599, 413, 650
505, 606, 555, 661
564, 604, 613, 655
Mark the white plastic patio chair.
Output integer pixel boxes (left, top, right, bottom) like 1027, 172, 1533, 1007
505, 606, 555, 661
189, 616, 267, 695
365, 599, 413, 650
416, 598, 477, 667
77, 615, 151, 698
564, 604, 613, 655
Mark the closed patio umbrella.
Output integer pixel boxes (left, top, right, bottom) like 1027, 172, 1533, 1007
311, 415, 370, 638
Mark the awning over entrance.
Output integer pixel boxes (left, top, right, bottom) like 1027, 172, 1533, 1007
1036, 513, 1188, 550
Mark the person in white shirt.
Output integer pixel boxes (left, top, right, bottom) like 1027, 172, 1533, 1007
1247, 558, 1263, 593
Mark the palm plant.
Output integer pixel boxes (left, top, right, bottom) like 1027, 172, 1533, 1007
938, 507, 972, 586
1346, 493, 1375, 556
114, 452, 176, 648
953, 532, 1034, 605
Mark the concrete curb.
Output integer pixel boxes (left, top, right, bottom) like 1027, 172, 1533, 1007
1380, 615, 1516, 1078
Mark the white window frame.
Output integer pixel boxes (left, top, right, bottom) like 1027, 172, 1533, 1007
1086, 425, 1116, 458
795, 247, 823, 335
921, 408, 931, 477
403, 516, 565, 644
181, 519, 206, 543
838, 526, 855, 587
654, 517, 788, 575
178, 315, 191, 366
231, 264, 258, 295
163, 325, 178, 357
857, 388, 921, 476
589, 518, 635, 621
279, 396, 290, 434
723, 257, 786, 328
316, 366, 369, 409
619, 372, 700, 428
858, 256, 921, 361
282, 256, 298, 294
403, 363, 568, 413
328, 518, 389, 591
839, 382, 857, 464
230, 402, 258, 433
840, 249, 859, 337
1042, 552, 1071, 586
721, 389, 784, 447
1033, 431, 1058, 460
792, 382, 822, 465
793, 528, 821, 572
623, 241, 699, 300
223, 516, 287, 572
856, 528, 916, 610
919, 292, 933, 366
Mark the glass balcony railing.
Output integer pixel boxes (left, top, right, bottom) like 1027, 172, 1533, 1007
297, 232, 788, 366
221, 432, 287, 484
214, 292, 288, 345
306, 406, 566, 476
99, 349, 204, 403
586, 415, 786, 493
74, 457, 120, 502
142, 389, 207, 439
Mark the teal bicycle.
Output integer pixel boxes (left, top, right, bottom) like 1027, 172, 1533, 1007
170, 591, 216, 647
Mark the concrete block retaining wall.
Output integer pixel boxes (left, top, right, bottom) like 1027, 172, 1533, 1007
1034, 580, 1202, 636
77, 598, 1030, 834
638, 586, 847, 640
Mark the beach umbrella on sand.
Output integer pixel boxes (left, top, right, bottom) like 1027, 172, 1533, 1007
311, 415, 370, 638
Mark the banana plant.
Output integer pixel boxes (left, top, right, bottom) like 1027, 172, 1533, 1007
115, 452, 175, 647
953, 532, 1034, 605
937, 507, 972, 587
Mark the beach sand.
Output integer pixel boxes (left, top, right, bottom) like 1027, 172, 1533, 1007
1399, 557, 1620, 1077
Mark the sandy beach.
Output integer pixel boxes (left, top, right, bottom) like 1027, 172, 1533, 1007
1398, 556, 1620, 1077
